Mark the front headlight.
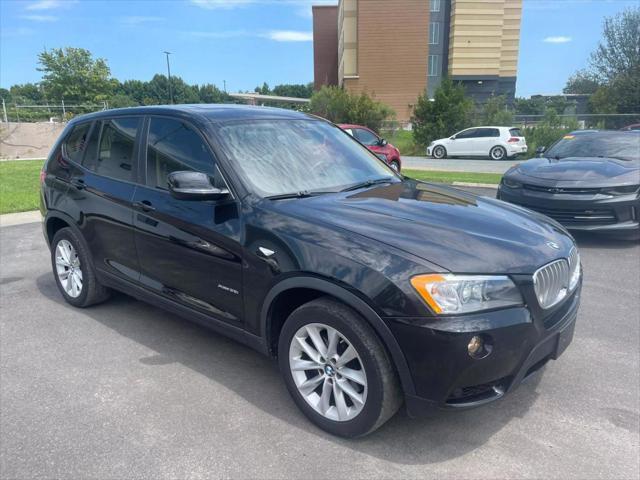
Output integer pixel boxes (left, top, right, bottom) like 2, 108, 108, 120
502, 177, 521, 189
410, 274, 523, 315
568, 248, 581, 291
601, 185, 639, 196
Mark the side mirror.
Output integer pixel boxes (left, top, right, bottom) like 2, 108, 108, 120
379, 138, 388, 146
167, 171, 229, 201
535, 146, 546, 155
450, 136, 456, 140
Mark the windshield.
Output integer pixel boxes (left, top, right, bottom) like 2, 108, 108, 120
214, 119, 397, 197
545, 132, 640, 162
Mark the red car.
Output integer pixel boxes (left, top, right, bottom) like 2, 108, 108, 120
339, 124, 402, 171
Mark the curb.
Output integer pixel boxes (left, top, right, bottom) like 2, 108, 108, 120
452, 181, 499, 189
0, 210, 41, 227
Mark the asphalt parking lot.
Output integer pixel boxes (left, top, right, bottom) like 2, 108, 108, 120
1, 221, 639, 479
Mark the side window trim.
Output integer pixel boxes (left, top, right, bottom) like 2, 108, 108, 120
61, 121, 93, 166
86, 116, 143, 186
143, 114, 233, 197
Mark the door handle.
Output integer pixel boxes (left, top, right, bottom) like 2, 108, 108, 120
132, 200, 156, 212
70, 178, 85, 190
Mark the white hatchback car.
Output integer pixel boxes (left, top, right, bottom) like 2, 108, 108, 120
427, 126, 527, 160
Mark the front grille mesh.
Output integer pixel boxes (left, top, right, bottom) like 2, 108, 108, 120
534, 259, 570, 309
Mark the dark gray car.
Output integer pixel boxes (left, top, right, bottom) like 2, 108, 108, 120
498, 130, 640, 238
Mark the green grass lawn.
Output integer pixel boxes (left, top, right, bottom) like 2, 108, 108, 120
0, 160, 44, 214
0, 160, 500, 215
382, 130, 422, 156
403, 169, 502, 185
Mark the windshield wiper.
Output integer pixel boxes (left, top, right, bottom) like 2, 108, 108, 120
265, 190, 334, 200
340, 177, 395, 192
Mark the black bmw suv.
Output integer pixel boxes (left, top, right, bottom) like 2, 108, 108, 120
41, 105, 582, 437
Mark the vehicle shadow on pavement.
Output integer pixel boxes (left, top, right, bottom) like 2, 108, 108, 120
36, 273, 543, 466
572, 232, 639, 250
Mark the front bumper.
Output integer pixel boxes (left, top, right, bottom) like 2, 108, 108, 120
389, 279, 581, 416
497, 185, 640, 234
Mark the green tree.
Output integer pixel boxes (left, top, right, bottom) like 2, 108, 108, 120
563, 70, 601, 94
411, 79, 473, 147
9, 83, 45, 104
254, 82, 271, 95
37, 47, 113, 103
589, 7, 640, 83
272, 83, 314, 98
481, 95, 514, 126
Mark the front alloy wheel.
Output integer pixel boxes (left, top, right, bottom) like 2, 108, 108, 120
279, 297, 401, 437
433, 145, 446, 159
289, 323, 368, 422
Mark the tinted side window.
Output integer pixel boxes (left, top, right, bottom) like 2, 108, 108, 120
354, 128, 379, 146
63, 122, 92, 164
146, 117, 215, 189
456, 129, 477, 139
86, 118, 139, 182
477, 128, 500, 138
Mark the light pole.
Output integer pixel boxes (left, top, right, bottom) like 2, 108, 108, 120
164, 51, 173, 104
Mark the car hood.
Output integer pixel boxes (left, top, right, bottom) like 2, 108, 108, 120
515, 156, 640, 185
264, 180, 574, 274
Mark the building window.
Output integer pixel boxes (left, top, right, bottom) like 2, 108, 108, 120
430, 0, 441, 12
428, 55, 440, 77
429, 22, 439, 44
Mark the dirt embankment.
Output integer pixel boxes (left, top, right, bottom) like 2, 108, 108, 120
0, 122, 66, 160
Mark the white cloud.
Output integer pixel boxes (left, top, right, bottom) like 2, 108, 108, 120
266, 30, 313, 42
26, 0, 75, 11
121, 16, 163, 26
20, 14, 58, 22
190, 0, 255, 9
543, 36, 572, 44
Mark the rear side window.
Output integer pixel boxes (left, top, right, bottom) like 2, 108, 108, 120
354, 128, 379, 146
476, 128, 499, 138
63, 122, 92, 164
146, 117, 215, 189
85, 118, 140, 182
509, 128, 523, 137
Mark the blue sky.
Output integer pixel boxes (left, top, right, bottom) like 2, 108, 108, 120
0, 0, 637, 97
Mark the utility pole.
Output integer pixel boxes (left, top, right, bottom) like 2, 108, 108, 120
1, 98, 7, 123
223, 80, 226, 93
164, 51, 173, 104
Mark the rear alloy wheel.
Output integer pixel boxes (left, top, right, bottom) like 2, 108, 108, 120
432, 145, 446, 159
51, 227, 110, 308
279, 297, 401, 437
490, 145, 507, 160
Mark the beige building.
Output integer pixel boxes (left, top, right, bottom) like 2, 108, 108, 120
313, 0, 523, 122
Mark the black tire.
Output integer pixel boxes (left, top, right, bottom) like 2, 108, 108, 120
389, 160, 400, 172
51, 227, 111, 308
490, 145, 507, 160
278, 297, 402, 437
432, 145, 447, 159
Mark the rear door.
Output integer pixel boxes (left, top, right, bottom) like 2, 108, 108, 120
131, 116, 244, 324
475, 128, 500, 156
67, 117, 142, 283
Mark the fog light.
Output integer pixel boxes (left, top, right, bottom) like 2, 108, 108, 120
468, 336, 484, 356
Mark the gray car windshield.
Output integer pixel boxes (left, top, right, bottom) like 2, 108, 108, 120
545, 133, 640, 162
215, 119, 397, 197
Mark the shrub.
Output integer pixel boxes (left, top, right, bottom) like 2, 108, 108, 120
309, 86, 395, 132
411, 79, 473, 147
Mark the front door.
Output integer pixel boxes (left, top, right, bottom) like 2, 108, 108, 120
449, 128, 478, 156
132, 116, 244, 324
